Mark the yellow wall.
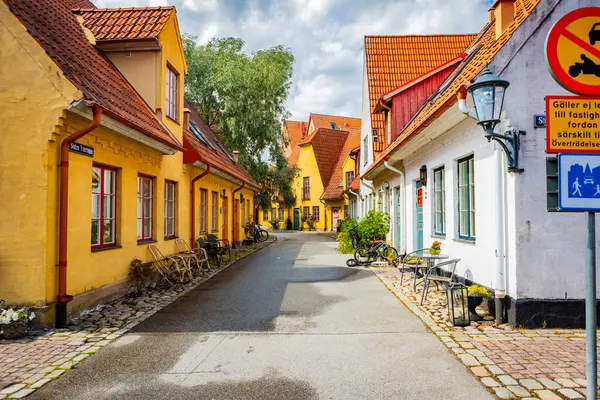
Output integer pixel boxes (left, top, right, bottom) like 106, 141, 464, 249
107, 51, 157, 110
0, 3, 81, 306
291, 145, 328, 230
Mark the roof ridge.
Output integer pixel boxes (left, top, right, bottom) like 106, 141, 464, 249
365, 33, 477, 38
74, 6, 175, 12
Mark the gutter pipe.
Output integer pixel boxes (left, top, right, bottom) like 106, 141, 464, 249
57, 103, 102, 328
383, 161, 406, 254
232, 182, 245, 247
319, 199, 328, 231
190, 165, 211, 246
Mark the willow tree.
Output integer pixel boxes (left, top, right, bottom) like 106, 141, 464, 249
183, 36, 297, 212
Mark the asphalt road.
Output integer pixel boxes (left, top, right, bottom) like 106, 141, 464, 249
32, 233, 492, 400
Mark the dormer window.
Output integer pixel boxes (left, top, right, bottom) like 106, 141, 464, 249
330, 122, 337, 129
166, 65, 178, 121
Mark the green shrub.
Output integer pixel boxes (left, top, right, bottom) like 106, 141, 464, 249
356, 210, 390, 243
337, 231, 355, 254
468, 284, 491, 297
269, 219, 280, 230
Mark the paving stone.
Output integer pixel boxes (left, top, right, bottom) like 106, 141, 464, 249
558, 388, 584, 399
471, 366, 489, 377
487, 366, 505, 375
73, 354, 89, 363
30, 378, 52, 389
58, 361, 73, 370
481, 377, 501, 387
573, 378, 587, 387
498, 375, 518, 386
555, 378, 578, 388
466, 349, 486, 357
519, 379, 543, 390
10, 389, 35, 399
506, 385, 530, 397
46, 370, 65, 379
535, 390, 562, 400
493, 387, 517, 399
538, 378, 561, 390
0, 384, 25, 395
458, 354, 480, 366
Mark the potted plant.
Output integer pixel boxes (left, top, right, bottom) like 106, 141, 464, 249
466, 284, 491, 322
430, 240, 442, 256
1, 307, 35, 339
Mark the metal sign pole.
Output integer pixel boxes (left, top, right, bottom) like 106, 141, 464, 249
587, 211, 597, 400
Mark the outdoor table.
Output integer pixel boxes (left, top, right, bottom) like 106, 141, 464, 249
410, 251, 449, 292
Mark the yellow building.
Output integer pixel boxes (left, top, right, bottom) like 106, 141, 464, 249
0, 1, 259, 327
265, 114, 361, 230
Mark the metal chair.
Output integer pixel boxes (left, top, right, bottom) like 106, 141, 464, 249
175, 238, 211, 276
196, 237, 222, 267
206, 233, 231, 258
147, 244, 191, 284
399, 249, 430, 290
420, 258, 461, 305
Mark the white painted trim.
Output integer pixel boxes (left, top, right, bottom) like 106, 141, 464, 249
67, 101, 178, 155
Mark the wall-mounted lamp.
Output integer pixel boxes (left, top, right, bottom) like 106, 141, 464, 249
419, 165, 427, 187
466, 65, 525, 172
220, 189, 226, 198
372, 128, 379, 143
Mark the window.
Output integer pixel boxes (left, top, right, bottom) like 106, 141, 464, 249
303, 177, 310, 200
363, 136, 369, 166
166, 66, 178, 120
271, 208, 276, 221
458, 156, 475, 240
433, 167, 446, 236
199, 189, 207, 232
344, 205, 349, 218
164, 181, 176, 239
264, 209, 269, 221
278, 208, 284, 221
303, 206, 310, 221
211, 191, 218, 231
312, 206, 320, 222
330, 122, 337, 129
345, 171, 355, 188
92, 165, 117, 248
137, 175, 153, 241
247, 200, 251, 222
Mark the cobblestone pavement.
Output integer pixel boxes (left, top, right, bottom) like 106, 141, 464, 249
0, 239, 276, 399
373, 267, 595, 400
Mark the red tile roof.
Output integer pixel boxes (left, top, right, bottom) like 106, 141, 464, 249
349, 175, 360, 191
309, 113, 361, 133
183, 100, 260, 191
287, 145, 301, 168
321, 130, 361, 201
304, 128, 349, 190
4, 0, 182, 151
75, 7, 173, 41
366, 0, 540, 174
364, 34, 476, 151
283, 120, 306, 157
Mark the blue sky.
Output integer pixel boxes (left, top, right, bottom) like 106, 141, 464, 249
96, 0, 490, 121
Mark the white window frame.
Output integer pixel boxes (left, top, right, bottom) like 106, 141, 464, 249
432, 166, 446, 236
457, 156, 475, 240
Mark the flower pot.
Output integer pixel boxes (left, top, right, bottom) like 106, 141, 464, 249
467, 294, 485, 322
429, 248, 441, 256
1, 321, 28, 339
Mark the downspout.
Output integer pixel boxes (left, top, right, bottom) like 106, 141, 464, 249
383, 161, 406, 254
190, 164, 211, 245
348, 189, 361, 219
232, 182, 245, 247
319, 199, 328, 231
57, 103, 102, 328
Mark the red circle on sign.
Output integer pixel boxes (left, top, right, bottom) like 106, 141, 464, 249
545, 7, 600, 96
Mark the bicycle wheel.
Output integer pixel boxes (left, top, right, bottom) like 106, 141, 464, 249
354, 248, 372, 264
346, 258, 358, 267
381, 246, 399, 261
258, 229, 269, 242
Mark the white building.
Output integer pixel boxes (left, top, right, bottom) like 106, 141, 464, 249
362, 0, 598, 327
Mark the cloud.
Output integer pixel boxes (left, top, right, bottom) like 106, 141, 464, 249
92, 0, 489, 122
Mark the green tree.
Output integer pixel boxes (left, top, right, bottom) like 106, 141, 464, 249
183, 36, 297, 211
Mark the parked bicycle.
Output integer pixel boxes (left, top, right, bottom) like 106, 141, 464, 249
352, 240, 399, 266
245, 223, 269, 243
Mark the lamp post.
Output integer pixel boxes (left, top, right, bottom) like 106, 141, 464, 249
467, 65, 525, 173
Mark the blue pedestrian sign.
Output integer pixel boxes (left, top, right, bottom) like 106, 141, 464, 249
559, 154, 600, 211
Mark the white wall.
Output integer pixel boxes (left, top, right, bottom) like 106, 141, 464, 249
359, 56, 374, 216
498, 0, 600, 300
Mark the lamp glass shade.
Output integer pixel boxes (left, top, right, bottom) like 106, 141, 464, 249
472, 84, 505, 123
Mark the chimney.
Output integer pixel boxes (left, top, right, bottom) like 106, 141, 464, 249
491, 0, 516, 39
301, 122, 307, 138
183, 108, 191, 130
233, 150, 239, 163
487, 7, 495, 23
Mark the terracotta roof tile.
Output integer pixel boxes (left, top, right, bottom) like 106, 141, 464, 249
183, 100, 260, 190
75, 7, 174, 41
307, 128, 349, 189
283, 120, 306, 157
349, 175, 360, 191
321, 130, 361, 201
4, 0, 182, 150
367, 0, 540, 173
309, 113, 361, 133
365, 34, 476, 151
288, 145, 300, 168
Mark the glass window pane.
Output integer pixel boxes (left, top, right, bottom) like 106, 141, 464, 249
103, 220, 114, 243
92, 167, 101, 192
143, 179, 151, 197
144, 218, 152, 238
104, 170, 114, 194
92, 194, 100, 219
137, 196, 142, 218
144, 198, 151, 216
137, 219, 142, 239
91, 219, 100, 245
137, 177, 141, 196
104, 195, 114, 218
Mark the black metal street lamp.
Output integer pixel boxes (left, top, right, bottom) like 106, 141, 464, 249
467, 65, 525, 172
419, 165, 427, 187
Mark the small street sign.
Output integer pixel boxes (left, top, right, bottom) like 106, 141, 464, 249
534, 114, 546, 128
546, 96, 600, 153
558, 153, 600, 211
69, 142, 94, 157
545, 7, 600, 96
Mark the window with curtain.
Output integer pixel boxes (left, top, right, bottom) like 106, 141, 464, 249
211, 191, 218, 231
199, 189, 207, 233
345, 171, 355, 188
137, 175, 153, 241
312, 206, 320, 222
458, 156, 475, 240
166, 66, 178, 120
92, 165, 117, 248
164, 181, 176, 238
303, 177, 310, 200
433, 167, 446, 236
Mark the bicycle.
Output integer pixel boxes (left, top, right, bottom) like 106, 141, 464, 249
245, 223, 269, 243
353, 240, 399, 266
